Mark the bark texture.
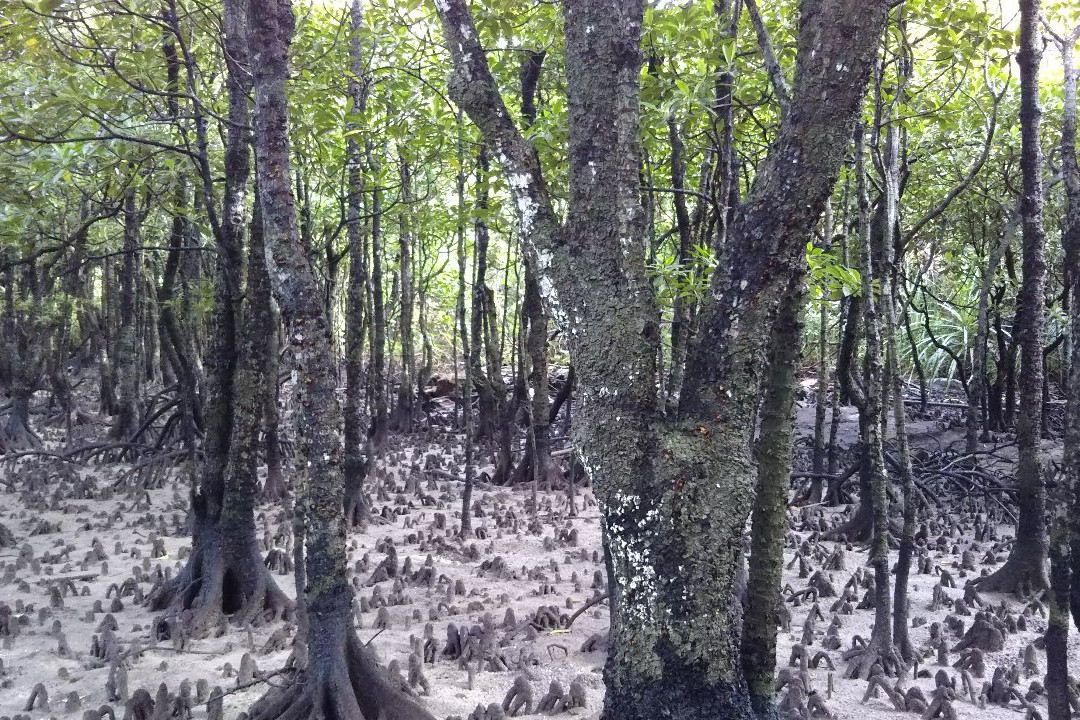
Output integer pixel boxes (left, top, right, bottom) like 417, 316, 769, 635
1050, 18, 1080, 720
741, 280, 803, 713
436, 0, 888, 717
975, 0, 1049, 596
245, 2, 435, 720
343, 0, 371, 529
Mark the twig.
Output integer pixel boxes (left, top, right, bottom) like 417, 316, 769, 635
565, 592, 610, 629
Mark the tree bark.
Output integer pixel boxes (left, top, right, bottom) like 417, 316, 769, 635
437, 0, 888, 716
1049, 18, 1080, 720
808, 199, 833, 503
245, 3, 434, 720
111, 188, 141, 444
456, 112, 475, 537
367, 141, 388, 445
343, 0, 370, 528
882, 120, 916, 663
391, 155, 416, 432
975, 0, 1049, 596
741, 277, 803, 713
845, 125, 902, 679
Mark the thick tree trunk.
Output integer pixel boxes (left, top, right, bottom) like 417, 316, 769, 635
975, 0, 1049, 596
438, 0, 888, 716
151, 0, 289, 633
1050, 21, 1080, 634
245, 4, 435, 720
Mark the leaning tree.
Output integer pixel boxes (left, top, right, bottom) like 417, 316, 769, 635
436, 0, 889, 717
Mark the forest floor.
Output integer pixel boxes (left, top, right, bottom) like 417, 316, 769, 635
0, 383, 1076, 720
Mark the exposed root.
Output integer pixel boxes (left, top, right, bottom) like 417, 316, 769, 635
0, 411, 42, 454
261, 468, 289, 503
249, 620, 434, 720
150, 530, 292, 637
971, 549, 1048, 597
844, 640, 904, 680
824, 501, 873, 543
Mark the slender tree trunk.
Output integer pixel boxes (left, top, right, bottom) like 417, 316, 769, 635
1050, 19, 1080, 720
245, 4, 434, 720
808, 199, 834, 503
99, 257, 119, 416
515, 52, 554, 496
456, 112, 475, 536
523, 268, 554, 492
975, 0, 1049, 596
470, 149, 497, 441
968, 212, 1019, 451
881, 121, 916, 663
261, 306, 287, 501
367, 142, 388, 445
392, 156, 416, 431
826, 222, 850, 484
666, 117, 694, 411
845, 125, 902, 678
111, 189, 141, 443
741, 277, 803, 714
343, 0, 370, 528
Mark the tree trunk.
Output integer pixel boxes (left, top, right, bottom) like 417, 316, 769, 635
523, 267, 555, 492
111, 189, 141, 443
808, 199, 834, 503
1050, 19, 1080, 720
244, 3, 436, 720
741, 277, 803, 714
975, 0, 1049, 596
845, 125, 902, 678
151, 0, 289, 634
470, 149, 498, 442
391, 156, 416, 432
881, 121, 916, 663
343, 0, 370, 528
367, 141, 388, 445
456, 112, 475, 537
261, 308, 287, 502
968, 211, 1019, 451
438, 0, 888, 716
666, 116, 694, 411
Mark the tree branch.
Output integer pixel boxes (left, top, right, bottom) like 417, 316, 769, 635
743, 0, 790, 118
432, 0, 560, 264
901, 57, 1006, 248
